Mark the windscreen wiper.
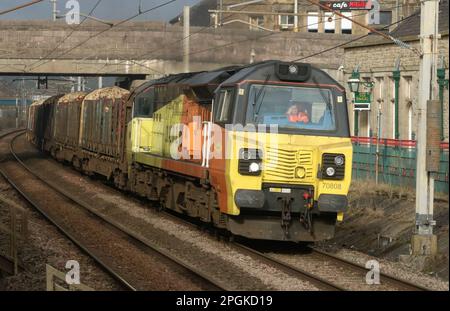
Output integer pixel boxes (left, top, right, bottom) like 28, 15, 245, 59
253, 73, 271, 122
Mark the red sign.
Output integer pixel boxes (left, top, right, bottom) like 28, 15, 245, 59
319, 0, 372, 10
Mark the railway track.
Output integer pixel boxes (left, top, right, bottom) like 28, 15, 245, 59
1, 130, 432, 291
231, 242, 429, 291
162, 207, 430, 291
306, 247, 430, 291
231, 242, 345, 291
0, 130, 228, 291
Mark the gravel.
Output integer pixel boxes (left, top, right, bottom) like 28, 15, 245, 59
16, 135, 319, 291
0, 175, 122, 291
7, 133, 448, 291
316, 247, 449, 291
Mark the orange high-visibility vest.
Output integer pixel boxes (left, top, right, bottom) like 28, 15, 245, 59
288, 112, 309, 123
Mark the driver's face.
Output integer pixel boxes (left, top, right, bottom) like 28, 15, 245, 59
290, 106, 298, 114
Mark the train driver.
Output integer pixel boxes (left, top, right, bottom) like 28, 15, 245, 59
286, 101, 310, 123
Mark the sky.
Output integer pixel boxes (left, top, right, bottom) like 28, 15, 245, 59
0, 0, 200, 22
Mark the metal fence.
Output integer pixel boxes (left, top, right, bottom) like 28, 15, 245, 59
46, 264, 94, 291
0, 195, 28, 275
352, 137, 449, 194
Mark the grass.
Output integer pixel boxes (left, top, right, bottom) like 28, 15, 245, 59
349, 179, 449, 202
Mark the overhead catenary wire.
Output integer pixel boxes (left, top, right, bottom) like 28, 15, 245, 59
292, 10, 421, 62
104, 3, 409, 76
304, 0, 420, 54
25, 0, 179, 73
25, 0, 104, 71
101, 9, 376, 75
93, 1, 257, 75
20, 2, 413, 76
0, 0, 44, 16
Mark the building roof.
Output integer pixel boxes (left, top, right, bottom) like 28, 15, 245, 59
169, 0, 216, 27
390, 0, 448, 38
345, 0, 449, 48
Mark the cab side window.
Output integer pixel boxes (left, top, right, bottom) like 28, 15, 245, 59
133, 89, 155, 117
215, 88, 235, 123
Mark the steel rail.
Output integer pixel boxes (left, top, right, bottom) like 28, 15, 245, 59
161, 204, 431, 291
0, 130, 137, 291
2, 129, 430, 292
232, 242, 346, 291
309, 247, 430, 291
159, 210, 344, 291
5, 132, 228, 291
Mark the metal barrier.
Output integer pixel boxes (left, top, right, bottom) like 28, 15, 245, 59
0, 195, 28, 275
46, 264, 94, 291
352, 137, 449, 193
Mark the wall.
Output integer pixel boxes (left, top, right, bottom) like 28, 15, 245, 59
0, 20, 355, 76
197, 0, 406, 34
343, 34, 449, 142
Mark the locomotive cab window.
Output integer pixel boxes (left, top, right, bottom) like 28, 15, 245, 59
215, 88, 235, 123
133, 90, 155, 118
246, 85, 336, 132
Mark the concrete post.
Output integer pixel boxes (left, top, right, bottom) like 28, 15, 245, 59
437, 59, 449, 141
317, 11, 325, 33
412, 0, 439, 256
15, 97, 19, 129
183, 6, 190, 73
335, 15, 342, 34
51, 0, 58, 22
393, 69, 400, 140
299, 9, 308, 33
294, 0, 299, 32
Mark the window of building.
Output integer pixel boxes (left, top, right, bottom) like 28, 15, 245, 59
307, 12, 318, 32
403, 76, 413, 140
279, 14, 295, 29
362, 77, 371, 136
249, 15, 264, 31
380, 11, 392, 25
324, 12, 335, 33
341, 12, 352, 34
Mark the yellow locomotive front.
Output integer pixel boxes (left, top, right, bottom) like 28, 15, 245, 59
126, 61, 352, 242
214, 62, 353, 241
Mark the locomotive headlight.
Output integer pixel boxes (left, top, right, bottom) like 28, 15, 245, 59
238, 148, 262, 176
288, 65, 298, 74
326, 167, 336, 177
334, 155, 345, 166
241, 150, 251, 161
249, 162, 261, 173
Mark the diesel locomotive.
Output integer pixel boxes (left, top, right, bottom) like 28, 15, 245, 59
27, 60, 353, 242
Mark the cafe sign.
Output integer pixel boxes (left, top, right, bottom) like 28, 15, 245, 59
319, 0, 373, 11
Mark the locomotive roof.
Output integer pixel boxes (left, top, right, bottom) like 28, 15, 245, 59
84, 86, 129, 101
131, 60, 343, 101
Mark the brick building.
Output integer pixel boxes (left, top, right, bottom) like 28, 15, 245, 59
343, 0, 449, 142
171, 0, 420, 35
